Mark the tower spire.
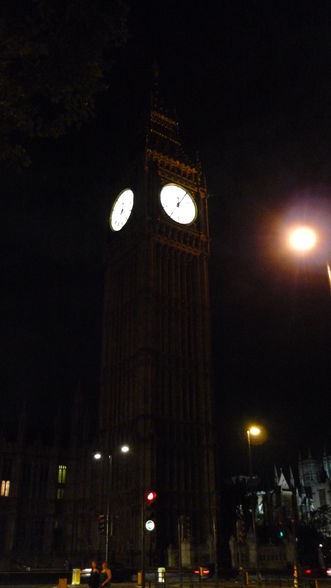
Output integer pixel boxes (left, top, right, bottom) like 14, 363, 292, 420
274, 464, 279, 485
146, 67, 195, 172
289, 465, 295, 488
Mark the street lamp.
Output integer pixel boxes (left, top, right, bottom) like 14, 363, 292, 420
245, 424, 266, 581
288, 226, 317, 253
287, 224, 331, 295
94, 445, 130, 561
247, 426, 259, 477
246, 425, 265, 476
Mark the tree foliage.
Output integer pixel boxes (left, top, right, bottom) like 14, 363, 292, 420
0, 0, 128, 166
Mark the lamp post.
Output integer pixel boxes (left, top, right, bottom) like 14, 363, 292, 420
245, 425, 266, 581
246, 426, 261, 477
94, 445, 130, 561
284, 223, 328, 586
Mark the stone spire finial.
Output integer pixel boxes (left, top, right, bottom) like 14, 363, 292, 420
274, 464, 279, 485
289, 465, 295, 488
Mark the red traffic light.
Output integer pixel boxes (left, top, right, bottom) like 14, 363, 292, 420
194, 568, 210, 576
145, 490, 157, 503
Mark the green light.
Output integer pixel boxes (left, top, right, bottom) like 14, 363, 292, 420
280, 531, 284, 537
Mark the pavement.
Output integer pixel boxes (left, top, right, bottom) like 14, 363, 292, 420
1, 580, 331, 588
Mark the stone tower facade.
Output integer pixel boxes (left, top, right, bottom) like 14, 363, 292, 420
98, 95, 217, 568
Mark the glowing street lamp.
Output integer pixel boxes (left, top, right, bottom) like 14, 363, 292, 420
245, 424, 267, 580
248, 425, 261, 438
93, 445, 130, 461
288, 226, 317, 253
246, 424, 267, 474
287, 224, 331, 295
247, 425, 260, 476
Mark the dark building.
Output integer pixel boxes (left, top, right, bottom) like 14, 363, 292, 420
0, 394, 100, 569
228, 455, 331, 573
0, 90, 217, 570
98, 90, 217, 568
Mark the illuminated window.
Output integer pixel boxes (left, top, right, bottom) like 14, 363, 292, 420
1, 480, 10, 497
57, 488, 64, 500
58, 465, 67, 485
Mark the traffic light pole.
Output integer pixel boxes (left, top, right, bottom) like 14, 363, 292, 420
141, 492, 145, 588
141, 490, 157, 587
177, 518, 183, 588
105, 453, 113, 563
247, 431, 260, 581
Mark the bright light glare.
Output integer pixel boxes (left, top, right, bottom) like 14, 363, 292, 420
289, 226, 317, 252
121, 445, 130, 453
249, 426, 261, 436
94, 452, 102, 460
246, 424, 267, 444
145, 519, 155, 531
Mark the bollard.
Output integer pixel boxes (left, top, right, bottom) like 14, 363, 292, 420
157, 567, 166, 583
137, 571, 142, 586
245, 571, 249, 585
58, 579, 67, 588
72, 569, 81, 585
293, 564, 298, 588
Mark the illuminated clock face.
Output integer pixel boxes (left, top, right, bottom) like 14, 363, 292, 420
160, 184, 197, 225
110, 188, 134, 232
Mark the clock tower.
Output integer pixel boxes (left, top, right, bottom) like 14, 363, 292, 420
99, 90, 217, 569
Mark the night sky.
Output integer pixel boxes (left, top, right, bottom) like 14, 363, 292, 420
2, 0, 331, 478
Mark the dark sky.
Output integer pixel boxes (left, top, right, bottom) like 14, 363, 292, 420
2, 0, 331, 476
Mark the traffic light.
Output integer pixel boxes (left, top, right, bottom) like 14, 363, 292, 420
146, 490, 157, 504
145, 490, 157, 531
98, 514, 105, 535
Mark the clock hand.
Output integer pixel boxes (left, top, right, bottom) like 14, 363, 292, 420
176, 191, 188, 207
168, 192, 188, 218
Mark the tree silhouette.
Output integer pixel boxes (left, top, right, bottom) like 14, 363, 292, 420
0, 0, 128, 166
